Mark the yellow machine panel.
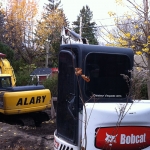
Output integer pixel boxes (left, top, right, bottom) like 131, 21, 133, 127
0, 53, 52, 126
0, 58, 16, 86
1, 89, 51, 115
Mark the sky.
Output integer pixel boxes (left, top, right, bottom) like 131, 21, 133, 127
0, 0, 130, 27
0, 0, 140, 26
0, 0, 134, 43
38, 0, 130, 44
39, 0, 128, 26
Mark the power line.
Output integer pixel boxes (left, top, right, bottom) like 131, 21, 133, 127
92, 14, 138, 22
93, 15, 127, 21
81, 22, 139, 28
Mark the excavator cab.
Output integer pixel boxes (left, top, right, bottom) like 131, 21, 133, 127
0, 53, 16, 87
0, 74, 11, 88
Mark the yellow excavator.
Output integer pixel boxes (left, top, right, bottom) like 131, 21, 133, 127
0, 53, 51, 126
0, 53, 16, 86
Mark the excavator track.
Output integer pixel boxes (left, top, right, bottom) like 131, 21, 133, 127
0, 110, 51, 127
32, 111, 50, 127
16, 116, 35, 127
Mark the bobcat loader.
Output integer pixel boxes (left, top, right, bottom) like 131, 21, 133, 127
54, 27, 150, 150
0, 53, 51, 126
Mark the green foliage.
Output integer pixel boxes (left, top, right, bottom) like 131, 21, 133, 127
0, 42, 14, 62
130, 70, 148, 100
43, 75, 58, 97
141, 82, 148, 99
12, 58, 36, 72
15, 70, 31, 86
13, 60, 36, 86
0, 6, 6, 43
44, 0, 69, 25
11, 59, 24, 73
72, 5, 98, 45
49, 41, 60, 67
35, 0, 68, 68
44, 0, 61, 12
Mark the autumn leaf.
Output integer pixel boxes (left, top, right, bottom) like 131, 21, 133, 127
4, 0, 38, 63
108, 11, 116, 17
136, 51, 142, 55
75, 68, 82, 76
125, 33, 131, 38
134, 25, 139, 29
81, 75, 90, 82
148, 36, 150, 40
115, 0, 124, 6
131, 36, 136, 41
81, 146, 85, 150
136, 67, 142, 72
142, 48, 149, 53
35, 9, 67, 48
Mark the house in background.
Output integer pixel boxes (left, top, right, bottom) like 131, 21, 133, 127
51, 68, 58, 73
30, 67, 58, 84
51, 68, 58, 77
30, 68, 52, 84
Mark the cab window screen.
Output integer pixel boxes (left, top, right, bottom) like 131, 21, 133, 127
0, 77, 11, 88
85, 53, 130, 99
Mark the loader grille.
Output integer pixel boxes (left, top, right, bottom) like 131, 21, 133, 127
59, 144, 73, 150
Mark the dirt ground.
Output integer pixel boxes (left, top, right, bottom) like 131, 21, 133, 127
0, 119, 56, 150
0, 114, 56, 150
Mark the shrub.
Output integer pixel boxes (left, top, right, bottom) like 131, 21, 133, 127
140, 82, 148, 99
130, 69, 148, 100
43, 75, 58, 97
15, 70, 31, 86
14, 62, 36, 86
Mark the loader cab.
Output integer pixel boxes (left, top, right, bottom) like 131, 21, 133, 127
56, 44, 133, 146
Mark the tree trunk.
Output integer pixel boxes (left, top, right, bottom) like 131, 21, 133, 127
147, 54, 150, 99
45, 42, 49, 68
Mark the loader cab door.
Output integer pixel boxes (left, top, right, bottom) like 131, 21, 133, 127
56, 50, 78, 145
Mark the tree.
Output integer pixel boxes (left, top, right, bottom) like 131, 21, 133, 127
0, 42, 14, 62
35, 0, 68, 67
100, 0, 150, 98
104, 17, 141, 48
72, 5, 98, 45
44, 0, 61, 12
0, 3, 6, 43
3, 0, 38, 65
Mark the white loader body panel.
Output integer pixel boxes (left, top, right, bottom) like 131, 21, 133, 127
55, 38, 146, 149
54, 100, 150, 150
81, 101, 150, 150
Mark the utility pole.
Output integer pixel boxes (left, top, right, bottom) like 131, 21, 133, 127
143, 0, 150, 98
143, 0, 149, 36
45, 42, 49, 68
53, 0, 55, 10
79, 16, 82, 37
